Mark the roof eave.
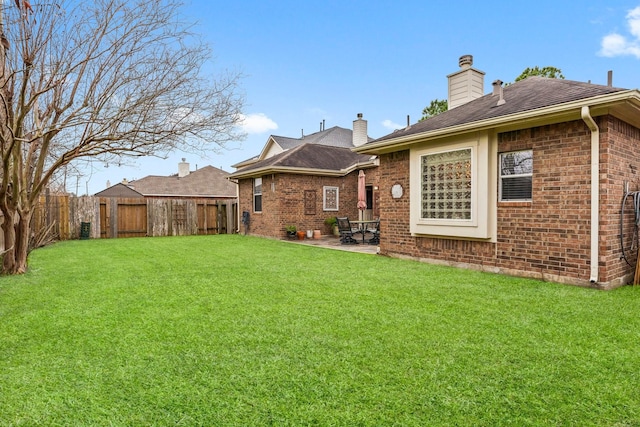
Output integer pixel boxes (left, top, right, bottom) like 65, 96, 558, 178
227, 159, 377, 180
354, 90, 640, 154
140, 193, 237, 198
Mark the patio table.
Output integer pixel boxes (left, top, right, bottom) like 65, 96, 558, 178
350, 219, 379, 244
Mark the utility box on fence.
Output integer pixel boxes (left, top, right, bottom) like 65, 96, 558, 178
80, 222, 91, 240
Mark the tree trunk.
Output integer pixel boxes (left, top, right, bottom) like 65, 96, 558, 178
1, 207, 17, 274
1, 206, 32, 275
13, 210, 32, 274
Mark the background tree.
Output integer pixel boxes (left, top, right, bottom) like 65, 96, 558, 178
0, 0, 245, 274
419, 66, 565, 121
514, 66, 565, 82
419, 98, 448, 121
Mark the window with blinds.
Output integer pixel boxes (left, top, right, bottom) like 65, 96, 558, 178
421, 148, 472, 220
500, 150, 532, 201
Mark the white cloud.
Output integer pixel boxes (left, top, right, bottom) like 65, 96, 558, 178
381, 119, 404, 130
629, 6, 640, 38
238, 113, 278, 134
599, 6, 640, 58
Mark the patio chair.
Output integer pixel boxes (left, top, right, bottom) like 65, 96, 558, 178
337, 217, 359, 244
366, 219, 380, 245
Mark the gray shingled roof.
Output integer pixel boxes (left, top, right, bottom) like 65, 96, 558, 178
129, 165, 237, 197
374, 77, 627, 143
229, 144, 374, 178
94, 183, 144, 198
233, 125, 375, 168
272, 126, 371, 149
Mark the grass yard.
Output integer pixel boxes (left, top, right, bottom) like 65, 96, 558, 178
1, 235, 640, 426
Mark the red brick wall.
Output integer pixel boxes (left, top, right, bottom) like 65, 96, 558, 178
378, 117, 640, 288
238, 167, 379, 239
599, 116, 640, 285
497, 122, 592, 283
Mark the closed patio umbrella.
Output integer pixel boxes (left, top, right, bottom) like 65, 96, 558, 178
357, 170, 367, 214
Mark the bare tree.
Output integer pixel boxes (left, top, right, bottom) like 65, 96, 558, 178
0, 0, 244, 274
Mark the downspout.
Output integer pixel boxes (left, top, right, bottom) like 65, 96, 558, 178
581, 106, 599, 283
228, 177, 240, 233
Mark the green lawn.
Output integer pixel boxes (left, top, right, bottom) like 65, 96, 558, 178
1, 235, 639, 426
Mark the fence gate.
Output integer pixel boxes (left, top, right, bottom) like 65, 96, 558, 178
117, 199, 147, 238
197, 202, 218, 235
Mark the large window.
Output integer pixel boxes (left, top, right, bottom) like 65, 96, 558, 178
410, 134, 494, 240
421, 148, 472, 220
500, 150, 532, 201
323, 186, 339, 211
253, 177, 262, 212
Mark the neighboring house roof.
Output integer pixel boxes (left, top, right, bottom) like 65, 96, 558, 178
232, 125, 374, 169
228, 143, 376, 179
94, 183, 144, 198
356, 77, 640, 153
128, 165, 237, 198
274, 126, 367, 149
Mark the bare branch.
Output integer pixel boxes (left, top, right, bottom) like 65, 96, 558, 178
0, 0, 245, 274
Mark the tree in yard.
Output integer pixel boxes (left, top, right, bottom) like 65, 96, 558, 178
0, 0, 245, 274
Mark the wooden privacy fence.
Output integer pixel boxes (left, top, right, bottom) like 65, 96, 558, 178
0, 195, 237, 250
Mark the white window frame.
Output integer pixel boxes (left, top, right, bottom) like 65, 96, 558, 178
323, 186, 339, 211
499, 150, 533, 202
410, 134, 493, 240
253, 177, 262, 213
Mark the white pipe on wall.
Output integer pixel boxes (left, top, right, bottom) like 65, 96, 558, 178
581, 106, 599, 284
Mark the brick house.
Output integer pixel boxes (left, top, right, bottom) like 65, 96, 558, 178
229, 116, 379, 238
354, 55, 640, 289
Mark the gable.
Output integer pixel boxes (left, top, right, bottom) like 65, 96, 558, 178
94, 183, 143, 198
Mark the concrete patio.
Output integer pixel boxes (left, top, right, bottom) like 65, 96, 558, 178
284, 234, 379, 255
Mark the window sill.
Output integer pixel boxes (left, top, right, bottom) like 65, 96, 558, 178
498, 201, 532, 208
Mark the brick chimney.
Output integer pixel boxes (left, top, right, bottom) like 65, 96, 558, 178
352, 113, 368, 147
178, 158, 190, 178
447, 55, 485, 110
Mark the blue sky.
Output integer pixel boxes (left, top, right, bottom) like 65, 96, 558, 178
83, 0, 640, 195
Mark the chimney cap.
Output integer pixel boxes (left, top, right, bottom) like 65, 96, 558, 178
459, 55, 473, 68
357, 113, 363, 119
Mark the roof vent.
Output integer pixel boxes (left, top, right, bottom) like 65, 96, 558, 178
492, 80, 505, 106
492, 80, 503, 95
459, 55, 473, 69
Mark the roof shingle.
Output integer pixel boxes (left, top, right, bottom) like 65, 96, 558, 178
229, 144, 374, 178
130, 165, 236, 197
373, 77, 626, 143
